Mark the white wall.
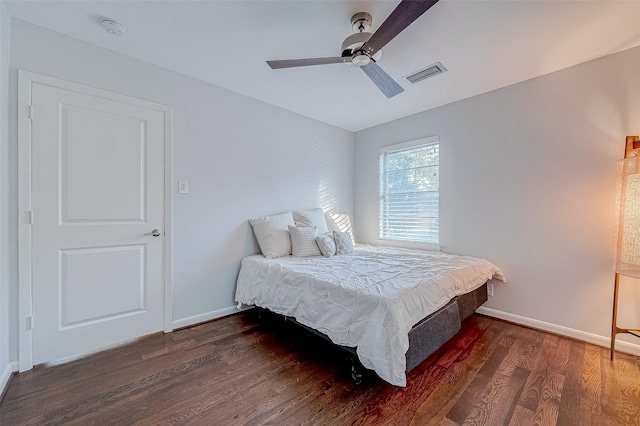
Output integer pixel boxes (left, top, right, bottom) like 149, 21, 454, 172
0, 1, 13, 388
355, 45, 640, 350
7, 20, 354, 356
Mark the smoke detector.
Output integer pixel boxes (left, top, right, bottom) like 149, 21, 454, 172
101, 19, 126, 37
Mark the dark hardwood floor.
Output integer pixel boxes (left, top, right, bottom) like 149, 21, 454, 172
1, 311, 639, 425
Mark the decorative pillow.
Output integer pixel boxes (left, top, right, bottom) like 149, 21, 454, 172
293, 208, 329, 236
325, 212, 354, 242
248, 211, 295, 258
334, 230, 354, 255
289, 225, 322, 257
316, 234, 336, 258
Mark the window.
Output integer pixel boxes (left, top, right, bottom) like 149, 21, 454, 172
379, 137, 439, 244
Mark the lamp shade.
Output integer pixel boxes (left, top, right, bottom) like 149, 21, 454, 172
615, 156, 640, 278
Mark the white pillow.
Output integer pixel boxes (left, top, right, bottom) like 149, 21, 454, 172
325, 212, 354, 242
316, 234, 336, 258
334, 230, 354, 255
293, 208, 329, 236
249, 211, 295, 258
289, 225, 322, 257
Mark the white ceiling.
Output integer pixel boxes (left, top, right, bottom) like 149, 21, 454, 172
6, 0, 640, 132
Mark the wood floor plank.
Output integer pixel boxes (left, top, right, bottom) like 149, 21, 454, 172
601, 349, 625, 425
273, 380, 356, 425
219, 356, 337, 425
1, 311, 639, 426
408, 317, 502, 425
549, 337, 572, 373
411, 320, 507, 426
458, 330, 534, 426
350, 365, 448, 425
556, 339, 586, 426
518, 334, 557, 412
615, 354, 640, 425
581, 343, 603, 417
441, 418, 461, 426
531, 370, 565, 426
435, 316, 495, 369
508, 405, 535, 426
320, 385, 381, 426
490, 366, 530, 425
514, 326, 545, 371
461, 372, 510, 426
446, 343, 511, 424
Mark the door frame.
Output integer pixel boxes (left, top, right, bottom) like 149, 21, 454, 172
18, 70, 174, 372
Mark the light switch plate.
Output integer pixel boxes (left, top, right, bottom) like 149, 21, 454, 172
178, 180, 189, 194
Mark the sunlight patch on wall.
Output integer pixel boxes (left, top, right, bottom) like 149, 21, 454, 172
325, 212, 354, 242
318, 179, 337, 212
305, 131, 339, 211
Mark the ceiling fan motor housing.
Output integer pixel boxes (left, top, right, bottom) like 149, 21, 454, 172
341, 32, 372, 56
341, 31, 382, 64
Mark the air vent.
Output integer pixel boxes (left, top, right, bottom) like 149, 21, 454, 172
404, 62, 447, 84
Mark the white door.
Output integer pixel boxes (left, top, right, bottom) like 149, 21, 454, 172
30, 82, 166, 365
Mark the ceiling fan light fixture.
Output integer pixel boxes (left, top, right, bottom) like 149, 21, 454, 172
351, 54, 371, 67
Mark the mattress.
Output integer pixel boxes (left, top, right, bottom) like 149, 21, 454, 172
235, 244, 505, 386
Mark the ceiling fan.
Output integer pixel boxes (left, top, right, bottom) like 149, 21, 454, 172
266, 0, 439, 99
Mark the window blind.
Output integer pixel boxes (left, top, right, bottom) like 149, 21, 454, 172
379, 139, 439, 244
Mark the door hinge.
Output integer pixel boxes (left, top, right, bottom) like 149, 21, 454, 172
26, 210, 33, 225
28, 105, 33, 120
26, 316, 33, 331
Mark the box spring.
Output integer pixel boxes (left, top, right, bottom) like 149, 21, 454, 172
261, 283, 488, 376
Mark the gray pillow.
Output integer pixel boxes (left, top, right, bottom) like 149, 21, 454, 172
289, 225, 322, 257
334, 231, 354, 255
316, 234, 336, 257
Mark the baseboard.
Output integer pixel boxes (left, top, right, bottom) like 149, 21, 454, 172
477, 307, 640, 357
172, 305, 252, 330
1, 361, 18, 398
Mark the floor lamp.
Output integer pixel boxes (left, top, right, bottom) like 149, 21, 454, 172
611, 136, 640, 360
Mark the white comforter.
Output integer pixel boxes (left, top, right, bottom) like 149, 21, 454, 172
235, 244, 505, 386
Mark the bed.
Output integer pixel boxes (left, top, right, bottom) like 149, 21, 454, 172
235, 244, 505, 387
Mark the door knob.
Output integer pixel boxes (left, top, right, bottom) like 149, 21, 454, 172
144, 229, 162, 237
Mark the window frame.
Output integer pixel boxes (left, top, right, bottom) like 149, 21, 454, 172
378, 136, 441, 251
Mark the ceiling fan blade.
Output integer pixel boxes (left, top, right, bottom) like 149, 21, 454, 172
267, 57, 352, 69
362, 0, 439, 58
361, 62, 404, 98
